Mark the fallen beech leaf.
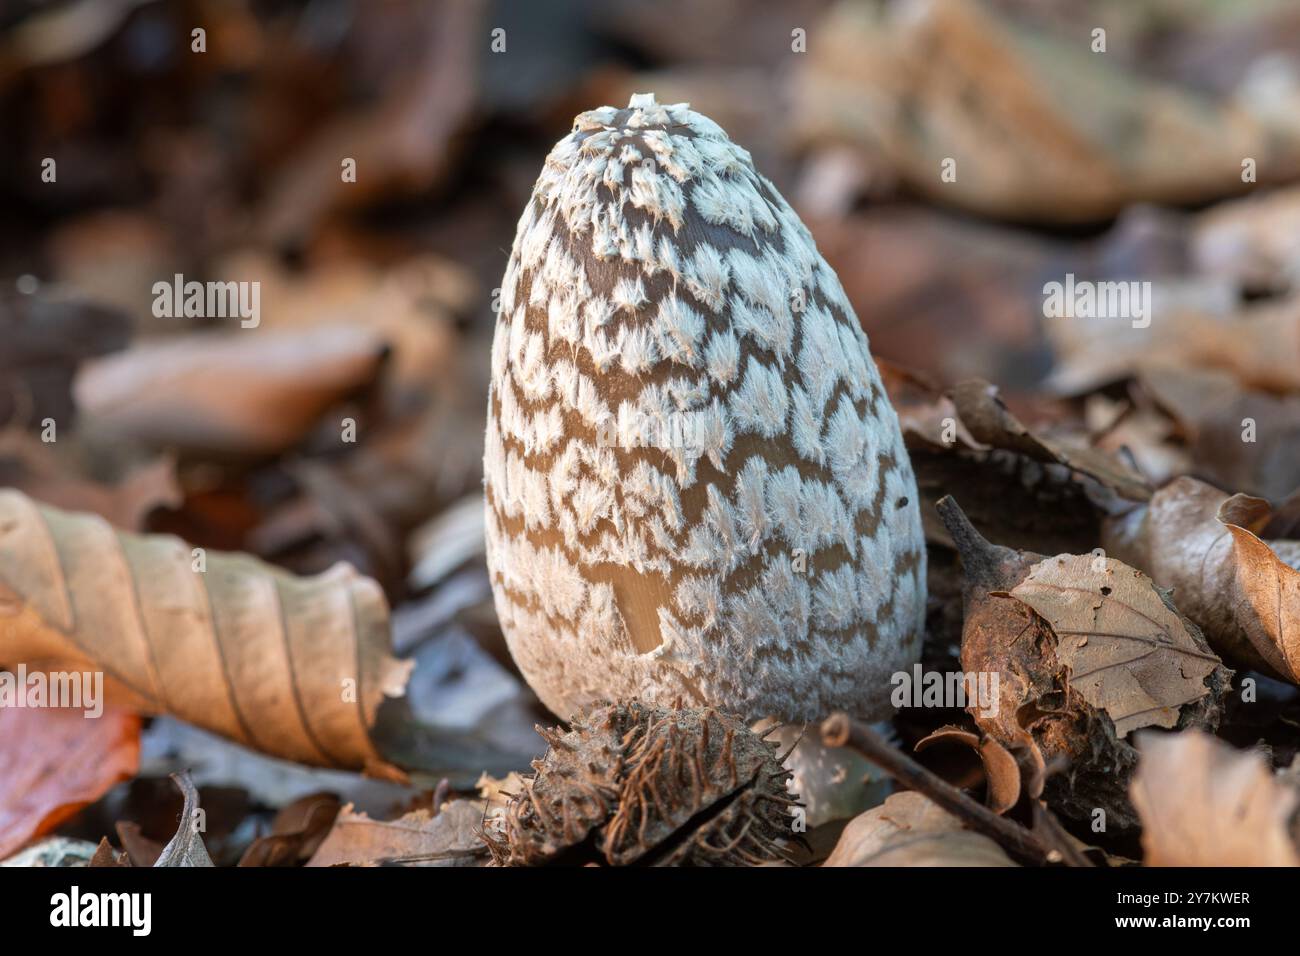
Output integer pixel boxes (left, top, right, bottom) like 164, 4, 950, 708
1218, 496, 1300, 683
823, 791, 1016, 867
881, 368, 1124, 560
1104, 476, 1300, 681
238, 792, 341, 867
307, 800, 487, 867
0, 705, 140, 859
793, 0, 1300, 223
876, 361, 985, 453
939, 496, 1229, 829
1010, 554, 1225, 737
155, 771, 214, 867
1131, 730, 1300, 866
1047, 296, 1300, 398
0, 488, 412, 769
74, 324, 389, 456
949, 379, 1150, 505
1138, 365, 1300, 500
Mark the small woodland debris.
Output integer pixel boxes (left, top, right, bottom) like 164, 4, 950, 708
0, 837, 101, 867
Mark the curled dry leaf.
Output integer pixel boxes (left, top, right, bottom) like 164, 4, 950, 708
938, 496, 1229, 829
916, 725, 1021, 814
948, 379, 1151, 506
238, 792, 341, 867
1104, 476, 1300, 681
74, 324, 389, 456
823, 791, 1016, 867
154, 771, 214, 867
879, 366, 1133, 560
115, 822, 163, 868
307, 800, 487, 868
0, 488, 412, 770
0, 705, 140, 860
1046, 297, 1300, 398
1131, 730, 1300, 866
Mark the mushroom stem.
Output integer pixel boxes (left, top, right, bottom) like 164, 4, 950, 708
820, 712, 1066, 867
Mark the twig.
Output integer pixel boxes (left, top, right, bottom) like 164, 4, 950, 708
820, 712, 1063, 866
1032, 799, 1095, 868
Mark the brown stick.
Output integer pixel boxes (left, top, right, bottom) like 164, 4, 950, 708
821, 712, 1062, 866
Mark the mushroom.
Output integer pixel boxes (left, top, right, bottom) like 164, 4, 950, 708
484, 93, 925, 723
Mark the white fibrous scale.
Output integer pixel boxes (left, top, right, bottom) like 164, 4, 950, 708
484, 93, 926, 723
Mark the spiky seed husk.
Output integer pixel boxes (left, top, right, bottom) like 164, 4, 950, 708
486, 700, 801, 866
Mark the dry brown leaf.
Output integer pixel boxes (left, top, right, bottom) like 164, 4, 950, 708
1131, 730, 1300, 866
306, 800, 486, 867
0, 428, 179, 531
1047, 297, 1300, 398
214, 251, 466, 395
949, 379, 1150, 504
822, 791, 1016, 867
1104, 476, 1300, 681
1193, 184, 1300, 294
1218, 495, 1300, 683
876, 360, 986, 453
0, 487, 411, 769
256, 0, 483, 246
74, 324, 389, 456
0, 704, 140, 860
89, 837, 129, 868
115, 821, 162, 868
793, 0, 1300, 223
154, 771, 214, 868
1010, 554, 1225, 737
238, 792, 341, 867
